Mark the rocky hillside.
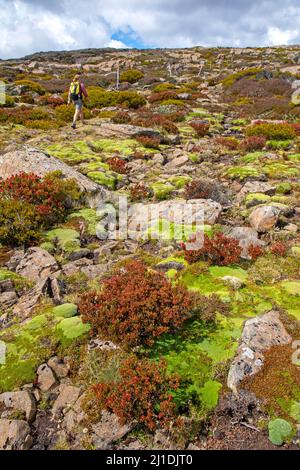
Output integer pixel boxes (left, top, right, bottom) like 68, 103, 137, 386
0, 46, 300, 450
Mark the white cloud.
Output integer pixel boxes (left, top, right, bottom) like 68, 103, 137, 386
267, 26, 298, 46
104, 39, 131, 49
0, 0, 300, 59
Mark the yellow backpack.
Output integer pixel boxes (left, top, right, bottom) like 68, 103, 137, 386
69, 81, 80, 100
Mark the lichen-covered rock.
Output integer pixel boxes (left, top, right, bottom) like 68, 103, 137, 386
227, 311, 292, 393
12, 277, 62, 320
37, 364, 57, 392
249, 205, 281, 233
47, 357, 70, 378
52, 385, 81, 417
0, 419, 32, 450
0, 147, 108, 200
16, 247, 59, 282
236, 181, 276, 203
91, 411, 132, 450
0, 391, 36, 422
227, 226, 265, 259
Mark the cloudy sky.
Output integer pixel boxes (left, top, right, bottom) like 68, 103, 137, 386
0, 0, 300, 59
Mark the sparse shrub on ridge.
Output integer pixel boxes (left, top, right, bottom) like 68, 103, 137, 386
85, 87, 146, 109
153, 83, 176, 93
0, 107, 51, 126
55, 104, 92, 122
78, 260, 196, 348
246, 121, 296, 140
120, 69, 144, 84
14, 79, 46, 95
0, 95, 15, 108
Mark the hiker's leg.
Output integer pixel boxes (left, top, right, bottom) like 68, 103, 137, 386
80, 108, 85, 124
73, 107, 80, 124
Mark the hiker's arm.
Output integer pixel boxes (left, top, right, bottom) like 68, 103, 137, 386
67, 90, 71, 105
81, 82, 88, 98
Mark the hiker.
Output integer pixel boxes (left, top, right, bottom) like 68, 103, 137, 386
67, 74, 88, 129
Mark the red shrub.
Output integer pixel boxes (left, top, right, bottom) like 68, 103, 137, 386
136, 135, 161, 149
270, 241, 288, 257
185, 180, 210, 199
148, 91, 177, 103
0, 172, 79, 223
112, 111, 132, 124
240, 136, 266, 151
215, 137, 239, 150
248, 244, 264, 261
78, 260, 195, 347
182, 232, 242, 266
189, 121, 210, 137
108, 156, 128, 174
133, 112, 178, 134
92, 356, 179, 431
292, 123, 300, 136
130, 183, 150, 201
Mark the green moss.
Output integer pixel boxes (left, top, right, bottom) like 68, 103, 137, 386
209, 266, 248, 281
290, 402, 300, 423
147, 219, 212, 243
199, 380, 223, 410
55, 316, 90, 346
287, 154, 300, 162
68, 208, 100, 235
45, 142, 97, 164
197, 315, 242, 363
44, 228, 80, 252
239, 152, 265, 164
245, 193, 271, 206
181, 269, 230, 299
263, 162, 299, 178
0, 268, 31, 292
87, 171, 116, 189
150, 182, 174, 201
52, 303, 78, 318
291, 246, 300, 259
267, 140, 292, 150
168, 176, 192, 189
0, 315, 56, 391
224, 166, 261, 181
39, 242, 55, 253
276, 182, 292, 195
281, 281, 300, 296
268, 419, 293, 446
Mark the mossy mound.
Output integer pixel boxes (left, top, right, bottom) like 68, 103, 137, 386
87, 171, 117, 189
68, 208, 100, 236
150, 182, 174, 201
0, 305, 90, 392
55, 316, 90, 346
52, 303, 78, 318
44, 228, 80, 252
